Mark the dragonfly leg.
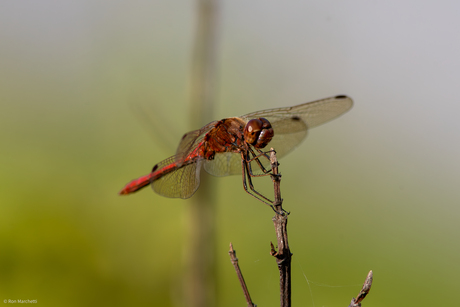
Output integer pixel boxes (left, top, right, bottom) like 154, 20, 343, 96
245, 147, 277, 177
248, 148, 271, 173
240, 153, 276, 211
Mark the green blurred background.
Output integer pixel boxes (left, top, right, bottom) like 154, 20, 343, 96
1, 1, 459, 306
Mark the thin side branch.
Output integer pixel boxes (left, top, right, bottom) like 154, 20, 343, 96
228, 243, 256, 307
269, 149, 292, 307
348, 270, 373, 307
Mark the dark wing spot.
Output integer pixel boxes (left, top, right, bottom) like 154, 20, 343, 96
335, 95, 348, 99
291, 116, 301, 121
152, 164, 159, 172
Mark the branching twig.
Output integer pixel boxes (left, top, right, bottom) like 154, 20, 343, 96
269, 149, 292, 307
228, 243, 256, 307
348, 270, 373, 307
229, 148, 370, 307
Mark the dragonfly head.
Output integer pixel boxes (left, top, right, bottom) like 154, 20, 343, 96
244, 117, 274, 148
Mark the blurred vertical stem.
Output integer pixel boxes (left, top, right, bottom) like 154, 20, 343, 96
183, 1, 219, 307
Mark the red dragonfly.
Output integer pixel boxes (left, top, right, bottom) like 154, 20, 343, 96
119, 95, 353, 204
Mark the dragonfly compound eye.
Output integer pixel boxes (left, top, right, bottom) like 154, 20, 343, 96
244, 119, 263, 145
244, 118, 274, 148
254, 118, 274, 148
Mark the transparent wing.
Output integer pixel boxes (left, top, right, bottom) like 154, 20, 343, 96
240, 95, 353, 159
203, 152, 242, 176
151, 156, 203, 199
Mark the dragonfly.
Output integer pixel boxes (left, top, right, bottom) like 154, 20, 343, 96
119, 95, 353, 205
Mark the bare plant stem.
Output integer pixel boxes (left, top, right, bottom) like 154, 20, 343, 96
269, 149, 292, 307
184, 0, 220, 306
228, 243, 256, 307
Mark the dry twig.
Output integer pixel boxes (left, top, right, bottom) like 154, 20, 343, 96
228, 243, 256, 307
269, 149, 292, 307
348, 270, 373, 307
